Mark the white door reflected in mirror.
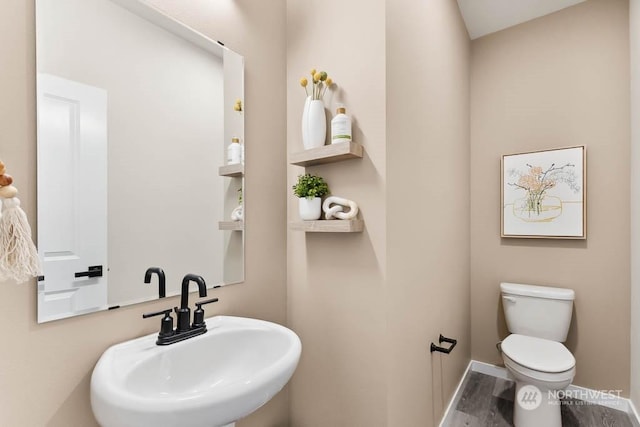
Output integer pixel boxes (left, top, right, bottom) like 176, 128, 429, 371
37, 75, 108, 322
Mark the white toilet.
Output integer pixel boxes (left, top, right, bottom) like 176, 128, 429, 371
500, 282, 576, 427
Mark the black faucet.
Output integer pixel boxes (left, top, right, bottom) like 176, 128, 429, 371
144, 267, 166, 298
142, 273, 218, 346
176, 274, 207, 332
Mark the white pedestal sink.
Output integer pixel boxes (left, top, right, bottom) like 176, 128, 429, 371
90, 316, 301, 427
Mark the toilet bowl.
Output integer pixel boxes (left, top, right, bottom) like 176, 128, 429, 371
501, 334, 575, 427
499, 282, 576, 427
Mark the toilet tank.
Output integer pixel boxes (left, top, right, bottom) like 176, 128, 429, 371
501, 282, 574, 342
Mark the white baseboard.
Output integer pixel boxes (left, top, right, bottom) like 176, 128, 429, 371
438, 360, 640, 426
469, 360, 510, 380
438, 361, 473, 427
629, 399, 640, 427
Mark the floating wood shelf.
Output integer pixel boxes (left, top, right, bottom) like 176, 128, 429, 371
218, 163, 244, 177
289, 219, 364, 233
218, 221, 244, 231
289, 142, 363, 167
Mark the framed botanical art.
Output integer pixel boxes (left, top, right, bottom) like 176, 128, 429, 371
501, 146, 586, 239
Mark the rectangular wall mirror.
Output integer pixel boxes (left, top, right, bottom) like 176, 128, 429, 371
35, 0, 245, 323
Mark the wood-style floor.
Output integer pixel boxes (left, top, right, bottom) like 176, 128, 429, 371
444, 371, 636, 427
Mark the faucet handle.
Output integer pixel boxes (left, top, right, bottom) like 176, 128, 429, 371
142, 308, 172, 319
193, 298, 219, 328
143, 308, 174, 338
195, 298, 219, 309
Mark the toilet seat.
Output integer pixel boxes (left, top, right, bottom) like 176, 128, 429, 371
502, 334, 575, 373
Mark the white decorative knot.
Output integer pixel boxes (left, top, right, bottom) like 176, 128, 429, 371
322, 196, 359, 220
230, 205, 243, 221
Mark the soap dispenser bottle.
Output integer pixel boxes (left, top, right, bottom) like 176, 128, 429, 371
227, 137, 241, 165
331, 107, 352, 144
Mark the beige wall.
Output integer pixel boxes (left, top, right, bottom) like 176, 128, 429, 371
0, 0, 287, 425
286, 0, 470, 425
470, 0, 631, 393
631, 0, 640, 406
386, 0, 470, 424
286, 0, 387, 425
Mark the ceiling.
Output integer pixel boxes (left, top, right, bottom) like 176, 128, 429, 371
456, 0, 587, 40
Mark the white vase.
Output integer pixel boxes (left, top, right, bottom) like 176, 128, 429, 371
302, 99, 326, 149
299, 197, 322, 220
301, 96, 310, 148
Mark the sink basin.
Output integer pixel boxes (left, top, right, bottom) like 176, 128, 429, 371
90, 316, 301, 427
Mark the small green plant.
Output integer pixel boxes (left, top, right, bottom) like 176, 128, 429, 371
292, 174, 329, 199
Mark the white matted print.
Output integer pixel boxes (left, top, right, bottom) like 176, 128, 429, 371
501, 146, 586, 239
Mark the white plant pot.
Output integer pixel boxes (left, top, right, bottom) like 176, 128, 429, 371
302, 99, 326, 149
299, 197, 322, 220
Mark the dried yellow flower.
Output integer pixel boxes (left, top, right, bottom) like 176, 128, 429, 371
300, 77, 308, 87
310, 68, 317, 76
313, 72, 322, 82
325, 77, 333, 87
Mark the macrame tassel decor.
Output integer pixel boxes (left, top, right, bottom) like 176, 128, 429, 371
0, 197, 41, 283
0, 159, 41, 283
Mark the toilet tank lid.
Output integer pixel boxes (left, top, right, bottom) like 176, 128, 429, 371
500, 282, 575, 301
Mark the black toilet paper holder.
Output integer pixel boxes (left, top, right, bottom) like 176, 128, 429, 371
430, 334, 457, 354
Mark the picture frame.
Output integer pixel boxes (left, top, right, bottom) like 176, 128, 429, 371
501, 146, 586, 239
